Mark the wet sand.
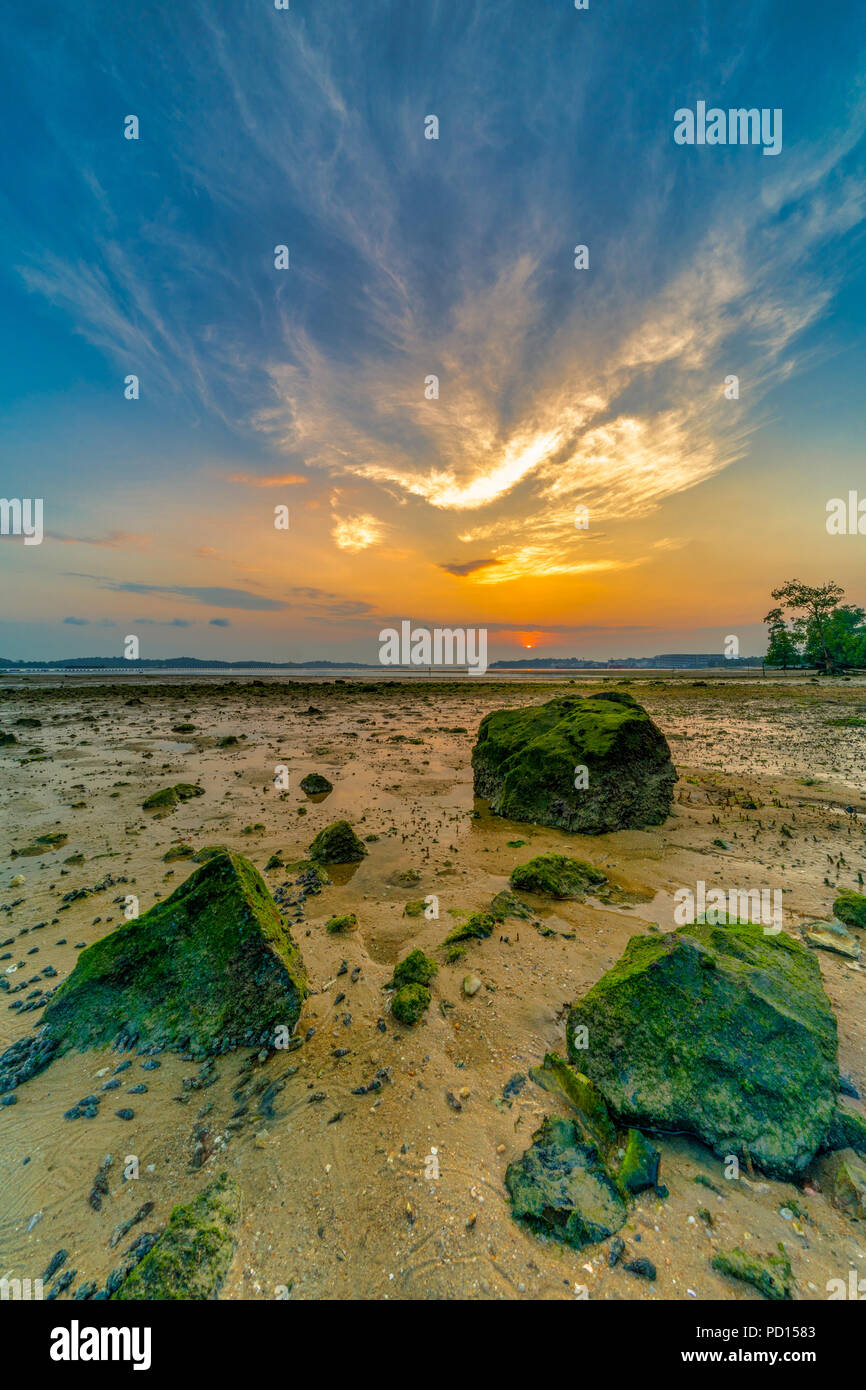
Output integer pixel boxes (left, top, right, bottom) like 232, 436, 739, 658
1, 675, 865, 1300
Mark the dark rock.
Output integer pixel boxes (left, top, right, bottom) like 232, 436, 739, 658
1, 853, 307, 1088
308, 820, 366, 865
472, 692, 675, 833
568, 922, 839, 1179
505, 1116, 627, 1250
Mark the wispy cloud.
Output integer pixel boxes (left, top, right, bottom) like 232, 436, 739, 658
48, 531, 151, 549
8, 0, 866, 618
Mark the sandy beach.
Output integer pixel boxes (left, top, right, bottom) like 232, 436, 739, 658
0, 674, 864, 1300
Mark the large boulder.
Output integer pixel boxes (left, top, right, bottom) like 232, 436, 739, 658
472, 691, 675, 833
567, 923, 839, 1179
4, 851, 306, 1083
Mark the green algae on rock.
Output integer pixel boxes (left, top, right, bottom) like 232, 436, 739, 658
489, 888, 533, 921
510, 853, 606, 899
113, 1173, 240, 1300
833, 890, 866, 930
308, 819, 367, 864
192, 844, 230, 863
163, 844, 194, 863
443, 911, 497, 945
142, 783, 204, 812
36, 850, 307, 1063
528, 1052, 616, 1152
325, 912, 358, 934
826, 1103, 866, 1158
391, 981, 431, 1025
505, 1116, 627, 1250
616, 1128, 662, 1196
472, 691, 675, 833
567, 922, 839, 1180
389, 948, 437, 989
712, 1245, 794, 1301
12, 832, 69, 858
825, 1148, 866, 1220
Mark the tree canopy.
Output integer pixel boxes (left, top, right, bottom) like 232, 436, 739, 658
764, 580, 865, 671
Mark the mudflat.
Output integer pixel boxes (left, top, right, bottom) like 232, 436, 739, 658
1, 674, 865, 1300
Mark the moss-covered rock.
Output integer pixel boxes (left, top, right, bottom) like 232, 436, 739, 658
308, 820, 366, 864
192, 845, 230, 863
30, 851, 307, 1067
443, 911, 497, 945
0, 731, 18, 747
833, 890, 866, 930
510, 853, 606, 899
325, 912, 358, 934
300, 772, 333, 795
712, 1245, 794, 1301
826, 1149, 866, 1219
391, 982, 431, 1025
616, 1128, 662, 1195
528, 1052, 616, 1152
567, 922, 839, 1179
12, 832, 69, 857
505, 1116, 627, 1250
163, 844, 194, 863
113, 1173, 239, 1300
489, 889, 533, 921
825, 1104, 866, 1158
143, 784, 204, 812
389, 948, 437, 989
285, 858, 330, 888
472, 692, 675, 833
389, 867, 421, 888
403, 898, 426, 918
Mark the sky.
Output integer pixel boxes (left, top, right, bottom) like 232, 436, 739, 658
1, 0, 865, 663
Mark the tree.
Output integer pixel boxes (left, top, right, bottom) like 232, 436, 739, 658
770, 580, 845, 672
806, 604, 866, 670
763, 606, 800, 669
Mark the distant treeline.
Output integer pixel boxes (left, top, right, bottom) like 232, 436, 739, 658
0, 657, 375, 670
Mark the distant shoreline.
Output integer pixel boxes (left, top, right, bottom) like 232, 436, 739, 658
0, 665, 836, 691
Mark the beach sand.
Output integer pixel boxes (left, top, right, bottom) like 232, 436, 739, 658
1, 674, 865, 1300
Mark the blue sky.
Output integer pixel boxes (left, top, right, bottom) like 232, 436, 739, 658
1, 0, 865, 661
